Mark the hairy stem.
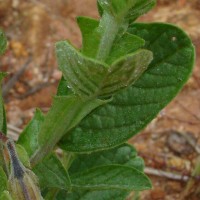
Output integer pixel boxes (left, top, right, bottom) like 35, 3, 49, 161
30, 96, 105, 166
96, 13, 119, 61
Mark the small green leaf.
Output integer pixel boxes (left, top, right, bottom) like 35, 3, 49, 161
0, 167, 7, 194
126, 0, 156, 21
60, 23, 195, 153
56, 41, 108, 97
78, 0, 156, 62
33, 154, 71, 190
106, 32, 145, 64
77, 17, 100, 58
57, 76, 71, 96
99, 49, 153, 97
77, 16, 145, 65
0, 30, 7, 55
98, 0, 156, 21
18, 109, 44, 157
0, 191, 13, 200
71, 165, 151, 191
16, 144, 31, 168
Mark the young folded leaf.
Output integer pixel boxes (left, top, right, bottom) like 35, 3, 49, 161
98, 0, 156, 22
56, 41, 152, 98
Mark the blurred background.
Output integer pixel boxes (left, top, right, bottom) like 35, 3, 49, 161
0, 0, 200, 199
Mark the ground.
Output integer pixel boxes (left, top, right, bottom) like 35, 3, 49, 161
0, 0, 200, 199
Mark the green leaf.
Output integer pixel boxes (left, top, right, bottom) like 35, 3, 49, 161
56, 189, 128, 200
99, 49, 153, 97
69, 144, 144, 174
33, 154, 71, 190
60, 23, 195, 153
0, 191, 13, 200
0, 73, 7, 133
78, 0, 155, 62
16, 144, 31, 168
57, 76, 71, 96
56, 41, 152, 97
0, 167, 7, 194
126, 0, 156, 22
61, 144, 148, 199
98, 0, 156, 22
18, 109, 44, 157
78, 16, 145, 64
70, 165, 151, 191
36, 96, 106, 159
56, 41, 108, 97
0, 30, 7, 55
106, 32, 145, 64
77, 17, 100, 58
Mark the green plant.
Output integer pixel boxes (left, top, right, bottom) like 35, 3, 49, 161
0, 0, 195, 199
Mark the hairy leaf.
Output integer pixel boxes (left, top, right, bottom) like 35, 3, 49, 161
37, 96, 106, 154
77, 17, 145, 63
126, 0, 156, 21
78, 0, 155, 61
106, 32, 145, 64
70, 165, 151, 190
60, 23, 195, 153
57, 144, 144, 200
33, 154, 71, 190
56, 41, 108, 97
98, 0, 156, 21
56, 41, 152, 97
99, 49, 153, 97
69, 144, 144, 174
18, 109, 44, 157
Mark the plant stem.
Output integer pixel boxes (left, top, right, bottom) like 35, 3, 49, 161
30, 96, 105, 166
96, 13, 119, 61
30, 13, 123, 167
